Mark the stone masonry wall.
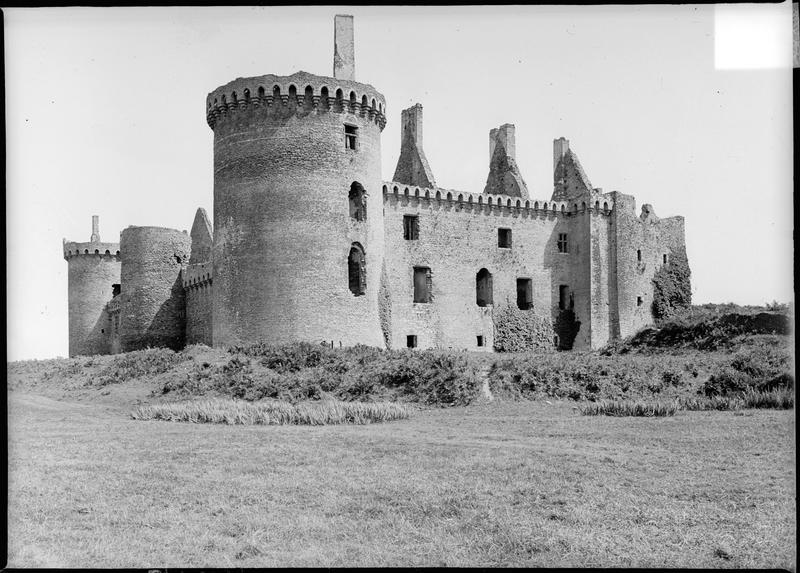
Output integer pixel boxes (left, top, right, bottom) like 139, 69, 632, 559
63, 243, 120, 357
184, 262, 213, 346
610, 192, 686, 339
383, 185, 598, 350
209, 72, 386, 349
119, 226, 190, 352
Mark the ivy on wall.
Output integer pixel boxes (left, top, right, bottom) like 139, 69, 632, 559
493, 305, 553, 352
378, 262, 392, 350
554, 309, 581, 350
651, 246, 692, 323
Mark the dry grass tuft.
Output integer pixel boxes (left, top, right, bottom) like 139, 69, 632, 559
131, 398, 411, 425
579, 400, 678, 417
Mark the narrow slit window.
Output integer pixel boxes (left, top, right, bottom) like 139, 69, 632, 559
663, 254, 668, 264
344, 124, 358, 150
348, 243, 366, 296
557, 233, 569, 253
413, 266, 432, 303
559, 285, 569, 311
407, 335, 418, 348
637, 296, 643, 307
516, 278, 533, 310
498, 228, 512, 248
403, 215, 419, 240
637, 249, 642, 262
477, 335, 484, 347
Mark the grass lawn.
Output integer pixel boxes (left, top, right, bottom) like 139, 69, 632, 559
7, 389, 796, 567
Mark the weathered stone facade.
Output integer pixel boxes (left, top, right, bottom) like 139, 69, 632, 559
62, 15, 688, 357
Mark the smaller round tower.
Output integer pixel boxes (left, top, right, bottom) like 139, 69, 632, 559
119, 226, 191, 352
63, 216, 121, 357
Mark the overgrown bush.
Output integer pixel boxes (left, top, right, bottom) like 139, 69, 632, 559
492, 306, 553, 352
651, 246, 692, 322
700, 342, 793, 397
159, 343, 482, 407
93, 348, 188, 386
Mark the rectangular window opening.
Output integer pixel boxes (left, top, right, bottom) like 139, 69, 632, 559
477, 335, 484, 347
637, 249, 642, 262
413, 266, 432, 303
637, 296, 643, 307
344, 124, 358, 150
403, 215, 419, 240
557, 233, 569, 253
517, 278, 533, 310
407, 335, 417, 348
498, 228, 512, 248
663, 254, 668, 264
559, 285, 569, 311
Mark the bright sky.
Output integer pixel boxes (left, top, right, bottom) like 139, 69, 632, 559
5, 5, 794, 360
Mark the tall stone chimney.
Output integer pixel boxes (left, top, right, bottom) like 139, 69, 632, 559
553, 137, 569, 175
392, 104, 436, 188
483, 124, 529, 198
333, 15, 355, 81
90, 215, 100, 243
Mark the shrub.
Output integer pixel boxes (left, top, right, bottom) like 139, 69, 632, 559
94, 348, 187, 386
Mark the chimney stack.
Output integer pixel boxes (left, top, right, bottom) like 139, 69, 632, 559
553, 137, 570, 174
90, 215, 100, 243
333, 15, 355, 81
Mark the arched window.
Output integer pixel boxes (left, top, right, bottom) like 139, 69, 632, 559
476, 268, 493, 307
349, 182, 367, 222
304, 85, 314, 110
348, 243, 366, 296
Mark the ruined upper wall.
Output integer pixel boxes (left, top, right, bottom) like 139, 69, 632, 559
552, 138, 593, 202
483, 124, 529, 198
392, 104, 436, 188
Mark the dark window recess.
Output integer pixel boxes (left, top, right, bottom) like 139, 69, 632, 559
407, 335, 418, 348
498, 228, 512, 248
477, 335, 484, 347
557, 233, 568, 253
403, 215, 419, 240
637, 249, 642, 262
349, 182, 367, 222
344, 124, 358, 150
663, 254, 668, 264
637, 296, 643, 307
112, 283, 121, 297
413, 266, 432, 303
517, 278, 533, 310
559, 285, 569, 310
476, 268, 493, 307
348, 243, 366, 296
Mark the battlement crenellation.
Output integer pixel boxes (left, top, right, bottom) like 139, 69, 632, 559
206, 72, 386, 131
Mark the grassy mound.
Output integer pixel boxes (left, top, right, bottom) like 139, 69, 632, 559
131, 398, 411, 425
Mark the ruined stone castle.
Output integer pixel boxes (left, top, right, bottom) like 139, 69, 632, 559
63, 15, 687, 357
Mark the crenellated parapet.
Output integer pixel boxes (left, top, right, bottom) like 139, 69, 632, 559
206, 71, 387, 131
183, 262, 213, 291
63, 239, 120, 261
382, 182, 615, 218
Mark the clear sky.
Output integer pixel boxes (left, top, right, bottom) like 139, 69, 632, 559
4, 5, 794, 360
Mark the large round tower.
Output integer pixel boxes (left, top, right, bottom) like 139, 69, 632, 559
206, 15, 387, 348
119, 226, 190, 352
63, 216, 121, 357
